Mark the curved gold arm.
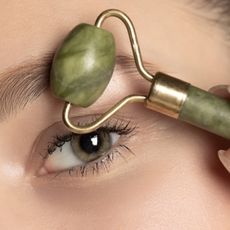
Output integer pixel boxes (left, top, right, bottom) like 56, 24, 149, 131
95, 9, 153, 82
63, 95, 146, 134
63, 9, 153, 134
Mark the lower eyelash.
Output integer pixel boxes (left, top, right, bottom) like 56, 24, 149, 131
67, 143, 135, 177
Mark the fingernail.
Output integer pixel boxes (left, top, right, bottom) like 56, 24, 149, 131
209, 85, 230, 98
218, 149, 230, 173
227, 85, 230, 94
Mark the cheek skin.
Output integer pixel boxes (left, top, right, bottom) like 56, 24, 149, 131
35, 122, 229, 230
1, 110, 229, 230
2, 144, 229, 230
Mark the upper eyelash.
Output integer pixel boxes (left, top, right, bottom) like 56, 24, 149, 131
47, 134, 72, 154
45, 118, 137, 177
47, 119, 136, 155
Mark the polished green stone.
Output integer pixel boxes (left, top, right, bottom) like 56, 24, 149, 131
179, 86, 230, 139
50, 23, 115, 107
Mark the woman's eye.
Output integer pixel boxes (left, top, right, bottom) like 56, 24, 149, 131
36, 117, 136, 177
39, 130, 119, 175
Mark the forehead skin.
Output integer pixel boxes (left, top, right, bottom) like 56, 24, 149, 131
0, 0, 229, 86
0, 1, 229, 230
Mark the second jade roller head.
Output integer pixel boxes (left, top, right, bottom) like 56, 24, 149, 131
50, 9, 230, 140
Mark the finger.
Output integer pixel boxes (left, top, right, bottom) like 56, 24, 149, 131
210, 85, 230, 173
218, 149, 230, 173
209, 85, 230, 99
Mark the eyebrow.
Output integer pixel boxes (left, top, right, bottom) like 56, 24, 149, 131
0, 54, 155, 122
190, 0, 230, 38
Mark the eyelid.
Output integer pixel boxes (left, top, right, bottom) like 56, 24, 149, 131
26, 114, 138, 181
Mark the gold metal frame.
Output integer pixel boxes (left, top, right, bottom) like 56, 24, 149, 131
63, 95, 146, 134
62, 9, 154, 134
62, 9, 189, 134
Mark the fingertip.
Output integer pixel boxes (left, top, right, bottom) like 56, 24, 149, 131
227, 85, 230, 94
218, 149, 230, 173
209, 85, 230, 98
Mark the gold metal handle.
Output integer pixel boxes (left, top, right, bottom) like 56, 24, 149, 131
145, 73, 190, 118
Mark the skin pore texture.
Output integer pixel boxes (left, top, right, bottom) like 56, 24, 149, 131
0, 0, 229, 229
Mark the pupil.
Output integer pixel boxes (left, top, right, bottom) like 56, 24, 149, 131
79, 132, 101, 154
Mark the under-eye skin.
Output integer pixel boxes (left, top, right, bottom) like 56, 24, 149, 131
35, 116, 137, 177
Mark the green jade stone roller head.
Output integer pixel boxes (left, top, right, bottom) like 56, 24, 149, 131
51, 23, 115, 107
50, 9, 230, 139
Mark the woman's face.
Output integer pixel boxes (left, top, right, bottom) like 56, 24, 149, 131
0, 1, 229, 229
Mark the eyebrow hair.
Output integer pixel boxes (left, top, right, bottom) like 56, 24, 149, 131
190, 0, 230, 39
190, 0, 230, 19
0, 54, 53, 121
0, 54, 155, 122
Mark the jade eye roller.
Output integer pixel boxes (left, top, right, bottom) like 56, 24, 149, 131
50, 9, 230, 139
